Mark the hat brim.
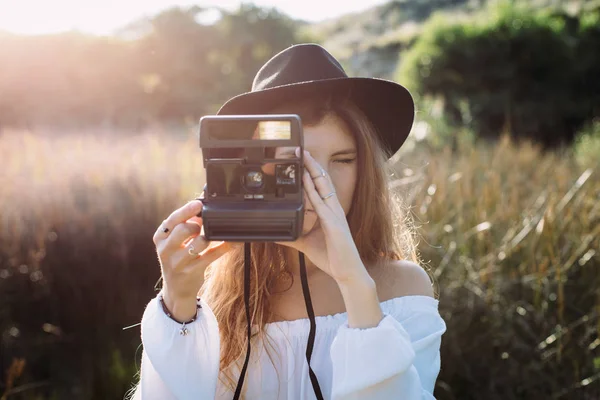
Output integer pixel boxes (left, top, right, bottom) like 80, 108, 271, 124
216, 77, 414, 158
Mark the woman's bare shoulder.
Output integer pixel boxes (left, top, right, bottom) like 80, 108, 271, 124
371, 260, 434, 301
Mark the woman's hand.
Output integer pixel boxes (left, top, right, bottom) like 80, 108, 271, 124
153, 200, 233, 320
277, 149, 369, 285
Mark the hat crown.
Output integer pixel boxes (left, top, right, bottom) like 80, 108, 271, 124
252, 44, 348, 91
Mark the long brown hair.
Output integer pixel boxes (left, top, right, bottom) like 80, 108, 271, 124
199, 92, 423, 398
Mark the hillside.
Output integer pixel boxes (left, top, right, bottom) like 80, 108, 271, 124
303, 0, 599, 80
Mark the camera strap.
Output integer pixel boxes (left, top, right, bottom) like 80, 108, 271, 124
298, 251, 325, 400
233, 243, 324, 400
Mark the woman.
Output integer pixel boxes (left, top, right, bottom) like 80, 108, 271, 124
130, 44, 446, 399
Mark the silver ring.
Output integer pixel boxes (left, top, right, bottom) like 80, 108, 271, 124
321, 191, 336, 200
312, 169, 327, 180
188, 245, 200, 256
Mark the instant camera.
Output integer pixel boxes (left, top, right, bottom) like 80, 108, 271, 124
198, 115, 304, 242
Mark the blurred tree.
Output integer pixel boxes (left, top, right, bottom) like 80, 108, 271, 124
209, 3, 299, 106
0, 33, 143, 129
135, 6, 222, 121
0, 3, 299, 129
574, 8, 600, 125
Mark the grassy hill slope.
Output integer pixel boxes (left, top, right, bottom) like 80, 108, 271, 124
302, 0, 599, 80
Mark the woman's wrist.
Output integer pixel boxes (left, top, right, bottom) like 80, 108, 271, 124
337, 272, 383, 329
161, 289, 201, 323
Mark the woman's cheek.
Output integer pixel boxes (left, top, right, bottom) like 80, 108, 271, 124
302, 211, 317, 234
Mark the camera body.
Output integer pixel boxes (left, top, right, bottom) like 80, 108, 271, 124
199, 114, 304, 242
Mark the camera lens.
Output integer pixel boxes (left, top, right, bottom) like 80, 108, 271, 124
244, 170, 264, 190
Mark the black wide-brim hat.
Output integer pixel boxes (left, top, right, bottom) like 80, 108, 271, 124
217, 43, 415, 158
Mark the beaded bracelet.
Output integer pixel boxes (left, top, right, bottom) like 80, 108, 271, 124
159, 294, 202, 336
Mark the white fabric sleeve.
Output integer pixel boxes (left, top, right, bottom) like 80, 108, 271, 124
329, 298, 446, 399
138, 290, 221, 400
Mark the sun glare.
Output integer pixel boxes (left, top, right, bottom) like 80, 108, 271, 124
0, 0, 387, 36
0, 0, 202, 35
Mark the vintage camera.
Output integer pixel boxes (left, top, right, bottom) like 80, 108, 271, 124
198, 114, 304, 242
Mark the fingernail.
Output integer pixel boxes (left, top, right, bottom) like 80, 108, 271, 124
295, 147, 300, 157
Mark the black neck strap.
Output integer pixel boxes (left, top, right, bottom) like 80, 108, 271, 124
233, 243, 324, 400
298, 250, 325, 399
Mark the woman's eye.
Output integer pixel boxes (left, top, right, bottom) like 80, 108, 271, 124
334, 158, 356, 164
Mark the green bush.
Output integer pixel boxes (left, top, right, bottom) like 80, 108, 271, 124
397, 1, 600, 149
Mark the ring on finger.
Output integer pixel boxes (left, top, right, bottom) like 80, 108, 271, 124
321, 190, 336, 200
161, 222, 171, 234
188, 244, 200, 256
311, 168, 327, 180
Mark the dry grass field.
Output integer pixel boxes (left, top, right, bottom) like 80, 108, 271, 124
1, 126, 598, 399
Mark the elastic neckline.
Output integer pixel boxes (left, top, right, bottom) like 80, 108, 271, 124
263, 295, 438, 332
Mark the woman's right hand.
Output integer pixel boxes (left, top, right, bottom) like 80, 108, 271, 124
153, 199, 232, 321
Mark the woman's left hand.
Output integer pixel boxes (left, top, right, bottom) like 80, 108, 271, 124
276, 149, 369, 285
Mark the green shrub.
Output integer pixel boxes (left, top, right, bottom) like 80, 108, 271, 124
397, 1, 600, 149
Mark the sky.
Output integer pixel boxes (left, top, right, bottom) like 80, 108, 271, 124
0, 0, 388, 36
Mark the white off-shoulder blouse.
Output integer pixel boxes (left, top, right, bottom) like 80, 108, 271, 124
135, 290, 446, 399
